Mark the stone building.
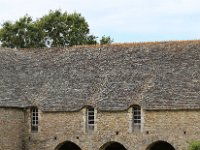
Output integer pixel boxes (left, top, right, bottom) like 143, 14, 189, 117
0, 41, 200, 150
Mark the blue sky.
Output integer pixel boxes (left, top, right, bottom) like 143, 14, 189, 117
0, 0, 200, 43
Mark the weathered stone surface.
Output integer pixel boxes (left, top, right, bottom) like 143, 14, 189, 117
0, 108, 25, 150
1, 107, 200, 150
26, 108, 200, 150
0, 41, 200, 111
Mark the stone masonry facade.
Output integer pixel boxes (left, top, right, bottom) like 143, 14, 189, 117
1, 107, 200, 150
0, 108, 25, 150
1, 40, 200, 150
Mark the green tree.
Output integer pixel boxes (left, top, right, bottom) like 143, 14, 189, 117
188, 141, 200, 150
0, 15, 44, 48
36, 10, 91, 47
0, 21, 15, 48
100, 35, 113, 45
0, 10, 101, 48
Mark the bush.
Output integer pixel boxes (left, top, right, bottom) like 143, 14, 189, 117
188, 141, 200, 150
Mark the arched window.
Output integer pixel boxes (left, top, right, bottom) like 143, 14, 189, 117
132, 105, 141, 131
31, 107, 38, 132
86, 106, 95, 132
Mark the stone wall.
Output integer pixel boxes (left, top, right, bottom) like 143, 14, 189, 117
143, 110, 200, 150
25, 108, 200, 150
0, 108, 26, 150
1, 107, 200, 150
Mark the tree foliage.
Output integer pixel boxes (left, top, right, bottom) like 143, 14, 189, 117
188, 141, 200, 150
0, 15, 43, 48
100, 35, 113, 45
36, 10, 90, 47
0, 10, 113, 48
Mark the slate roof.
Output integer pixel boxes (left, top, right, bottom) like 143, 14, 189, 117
0, 41, 200, 111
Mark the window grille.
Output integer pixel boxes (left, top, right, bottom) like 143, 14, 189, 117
31, 107, 38, 132
86, 107, 95, 132
133, 105, 141, 131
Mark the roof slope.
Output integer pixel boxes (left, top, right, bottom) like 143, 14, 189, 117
0, 41, 200, 111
